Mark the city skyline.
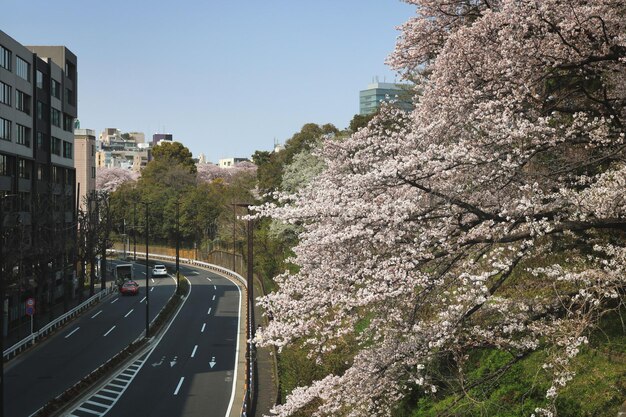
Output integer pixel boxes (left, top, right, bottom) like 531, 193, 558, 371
1, 0, 415, 161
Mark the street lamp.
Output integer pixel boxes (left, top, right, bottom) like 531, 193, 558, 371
175, 200, 180, 292
141, 202, 150, 338
133, 202, 137, 261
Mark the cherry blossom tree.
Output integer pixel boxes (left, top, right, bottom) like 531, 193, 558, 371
196, 161, 257, 184
95, 167, 139, 192
254, 1, 626, 416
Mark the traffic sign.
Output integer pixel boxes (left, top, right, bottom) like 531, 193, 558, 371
26, 297, 35, 316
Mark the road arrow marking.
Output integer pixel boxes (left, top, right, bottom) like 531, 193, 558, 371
209, 356, 216, 368
170, 356, 178, 367
152, 356, 165, 367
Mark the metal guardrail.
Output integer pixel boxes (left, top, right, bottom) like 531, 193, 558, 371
3, 288, 111, 360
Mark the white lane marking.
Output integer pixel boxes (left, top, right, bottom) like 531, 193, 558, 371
111, 298, 119, 304
65, 327, 80, 339
224, 270, 243, 417
91, 310, 102, 319
191, 345, 198, 358
103, 326, 116, 337
207, 307, 212, 315
206, 277, 212, 282
213, 285, 216, 290
141, 271, 146, 275
151, 278, 155, 283
140, 296, 147, 303
124, 309, 134, 318
150, 287, 155, 292
212, 295, 216, 301
201, 323, 206, 333
174, 377, 185, 395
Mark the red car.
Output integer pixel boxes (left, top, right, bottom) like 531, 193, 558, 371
120, 280, 139, 296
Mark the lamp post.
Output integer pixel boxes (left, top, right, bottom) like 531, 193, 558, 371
133, 202, 137, 261
142, 202, 150, 338
175, 201, 179, 292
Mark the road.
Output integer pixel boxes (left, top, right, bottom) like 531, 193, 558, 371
66, 264, 243, 417
5, 262, 176, 417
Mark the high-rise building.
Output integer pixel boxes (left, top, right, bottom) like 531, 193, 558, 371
0, 29, 78, 324
359, 81, 414, 115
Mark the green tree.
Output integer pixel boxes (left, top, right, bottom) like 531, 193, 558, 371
151, 141, 197, 174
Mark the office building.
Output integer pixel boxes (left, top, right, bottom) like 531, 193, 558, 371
359, 81, 414, 115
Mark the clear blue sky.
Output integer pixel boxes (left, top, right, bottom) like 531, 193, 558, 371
2, 0, 415, 162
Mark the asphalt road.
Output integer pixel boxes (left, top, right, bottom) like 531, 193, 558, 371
67, 264, 242, 417
5, 262, 177, 417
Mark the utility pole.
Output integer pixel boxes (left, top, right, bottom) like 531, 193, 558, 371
133, 202, 137, 261
143, 202, 150, 338
175, 201, 180, 292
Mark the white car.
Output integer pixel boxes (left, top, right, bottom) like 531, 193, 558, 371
152, 264, 168, 277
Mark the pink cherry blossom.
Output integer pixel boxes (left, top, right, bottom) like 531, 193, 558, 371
255, 1, 626, 416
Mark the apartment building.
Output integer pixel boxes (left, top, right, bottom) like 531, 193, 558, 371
0, 30, 78, 322
74, 128, 96, 211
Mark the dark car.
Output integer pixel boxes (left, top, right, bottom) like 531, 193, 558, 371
120, 280, 139, 296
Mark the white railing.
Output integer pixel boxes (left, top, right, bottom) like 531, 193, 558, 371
3, 288, 111, 360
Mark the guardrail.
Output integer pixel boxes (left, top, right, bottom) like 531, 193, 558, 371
3, 288, 111, 361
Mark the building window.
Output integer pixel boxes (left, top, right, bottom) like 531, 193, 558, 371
0, 81, 10, 106
16, 124, 31, 147
51, 137, 61, 155
65, 61, 75, 80
63, 114, 73, 132
37, 101, 46, 120
52, 166, 61, 184
51, 108, 61, 127
0, 118, 10, 141
18, 159, 31, 179
15, 90, 31, 114
36, 132, 46, 149
36, 70, 44, 89
63, 141, 73, 159
91, 144, 95, 156
51, 79, 61, 99
65, 88, 75, 106
0, 45, 10, 71
91, 166, 96, 179
16, 56, 30, 81
37, 164, 44, 180
0, 155, 10, 176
